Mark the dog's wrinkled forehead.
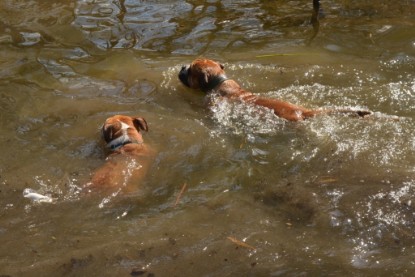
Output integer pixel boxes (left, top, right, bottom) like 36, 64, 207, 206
101, 116, 132, 142
104, 117, 129, 129
190, 59, 224, 71
106, 120, 129, 131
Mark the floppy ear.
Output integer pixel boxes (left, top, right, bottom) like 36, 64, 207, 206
133, 117, 148, 132
198, 64, 215, 89
197, 72, 210, 89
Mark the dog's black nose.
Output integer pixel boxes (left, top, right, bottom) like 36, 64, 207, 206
178, 65, 190, 87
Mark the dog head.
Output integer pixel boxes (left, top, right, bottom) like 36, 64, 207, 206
179, 59, 228, 92
101, 115, 148, 150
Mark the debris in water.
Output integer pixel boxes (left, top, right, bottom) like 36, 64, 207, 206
173, 183, 187, 207
130, 268, 155, 276
319, 177, 338, 183
227, 236, 256, 250
23, 188, 53, 203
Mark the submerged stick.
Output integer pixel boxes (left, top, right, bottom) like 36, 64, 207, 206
307, 0, 321, 45
173, 183, 187, 207
227, 236, 256, 250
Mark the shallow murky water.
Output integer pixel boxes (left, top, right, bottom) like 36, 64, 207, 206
1, 0, 415, 276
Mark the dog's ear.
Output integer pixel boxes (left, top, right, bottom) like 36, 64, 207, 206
133, 117, 148, 132
197, 72, 210, 90
220, 63, 224, 69
199, 65, 214, 89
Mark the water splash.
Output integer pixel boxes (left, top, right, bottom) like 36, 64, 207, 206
330, 180, 415, 269
368, 181, 415, 226
308, 114, 414, 169
98, 158, 142, 209
161, 66, 179, 92
209, 94, 286, 136
98, 188, 122, 209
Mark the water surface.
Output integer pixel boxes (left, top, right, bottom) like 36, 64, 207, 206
0, 0, 414, 276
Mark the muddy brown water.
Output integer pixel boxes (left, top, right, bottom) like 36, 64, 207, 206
1, 0, 415, 276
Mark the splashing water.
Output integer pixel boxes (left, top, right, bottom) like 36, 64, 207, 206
209, 94, 286, 136
98, 158, 142, 208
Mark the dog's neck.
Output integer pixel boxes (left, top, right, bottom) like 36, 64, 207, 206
107, 136, 142, 151
202, 74, 228, 92
106, 122, 143, 151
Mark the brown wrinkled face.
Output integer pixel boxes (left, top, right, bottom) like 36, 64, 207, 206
101, 115, 148, 144
178, 59, 225, 91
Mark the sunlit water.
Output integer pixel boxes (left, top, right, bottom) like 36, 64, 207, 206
0, 0, 414, 276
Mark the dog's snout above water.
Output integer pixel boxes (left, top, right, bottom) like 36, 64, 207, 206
178, 65, 190, 87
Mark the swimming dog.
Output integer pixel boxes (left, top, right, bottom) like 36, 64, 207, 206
88, 115, 154, 190
179, 59, 372, 121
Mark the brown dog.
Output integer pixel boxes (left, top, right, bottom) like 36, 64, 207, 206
179, 59, 372, 121
87, 115, 154, 191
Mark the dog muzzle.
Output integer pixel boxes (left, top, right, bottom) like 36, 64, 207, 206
179, 65, 190, 87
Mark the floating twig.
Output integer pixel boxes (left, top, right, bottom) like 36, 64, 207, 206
256, 53, 313, 58
173, 183, 187, 207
